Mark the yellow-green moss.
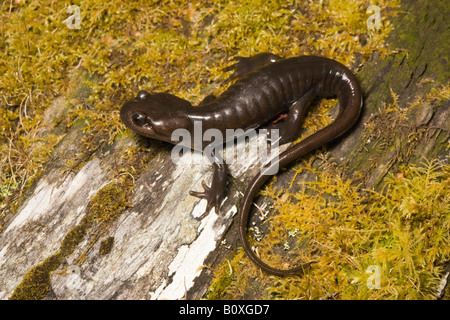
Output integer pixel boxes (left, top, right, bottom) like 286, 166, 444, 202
206, 79, 450, 300
0, 0, 400, 225
6, 0, 448, 301
9, 214, 92, 300
8, 255, 62, 300
9, 175, 132, 300
89, 180, 131, 223
99, 237, 115, 255
357, 82, 450, 188
207, 158, 449, 300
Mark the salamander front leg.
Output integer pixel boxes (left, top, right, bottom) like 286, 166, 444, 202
189, 162, 228, 219
223, 52, 282, 83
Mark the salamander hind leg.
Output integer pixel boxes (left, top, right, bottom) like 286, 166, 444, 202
265, 88, 316, 145
189, 162, 228, 219
223, 52, 282, 83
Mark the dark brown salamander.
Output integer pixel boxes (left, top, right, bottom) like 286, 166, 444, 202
120, 53, 363, 275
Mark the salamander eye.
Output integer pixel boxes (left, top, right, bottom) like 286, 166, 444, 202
131, 112, 147, 126
137, 90, 150, 100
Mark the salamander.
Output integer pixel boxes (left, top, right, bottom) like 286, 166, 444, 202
120, 53, 363, 276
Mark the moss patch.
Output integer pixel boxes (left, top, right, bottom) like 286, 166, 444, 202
206, 158, 449, 299
0, 0, 400, 225
99, 237, 115, 256
9, 175, 132, 300
9, 214, 92, 300
2, 0, 447, 300
89, 181, 131, 223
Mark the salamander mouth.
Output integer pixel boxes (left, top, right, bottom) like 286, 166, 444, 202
141, 123, 155, 135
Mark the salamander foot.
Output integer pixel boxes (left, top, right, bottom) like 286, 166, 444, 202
189, 162, 228, 220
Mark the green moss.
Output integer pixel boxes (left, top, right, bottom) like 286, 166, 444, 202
9, 215, 92, 300
89, 180, 131, 223
99, 237, 115, 256
208, 158, 449, 299
353, 81, 450, 189
60, 215, 94, 255
2, 0, 447, 301
8, 255, 61, 300
9, 175, 132, 300
388, 0, 450, 85
0, 0, 401, 224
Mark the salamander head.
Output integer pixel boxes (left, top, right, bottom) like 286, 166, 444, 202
120, 90, 191, 144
